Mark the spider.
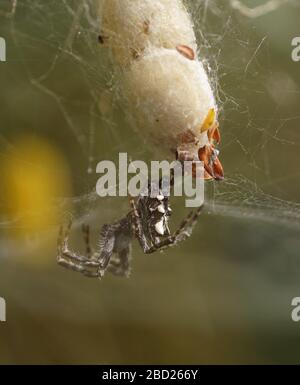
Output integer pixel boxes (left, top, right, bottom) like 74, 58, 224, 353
57, 181, 203, 279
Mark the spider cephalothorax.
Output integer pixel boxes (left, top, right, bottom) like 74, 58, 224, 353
57, 181, 203, 279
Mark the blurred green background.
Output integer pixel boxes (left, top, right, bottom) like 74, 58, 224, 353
0, 0, 300, 364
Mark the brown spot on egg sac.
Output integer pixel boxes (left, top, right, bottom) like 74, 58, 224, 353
176, 44, 196, 60
179, 129, 197, 144
98, 33, 108, 45
143, 20, 150, 34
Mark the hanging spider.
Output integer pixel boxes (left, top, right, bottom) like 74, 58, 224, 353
57, 180, 203, 279
57, 1, 224, 279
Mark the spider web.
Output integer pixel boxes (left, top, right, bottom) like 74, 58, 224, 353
1, 1, 300, 357
0, 0, 299, 240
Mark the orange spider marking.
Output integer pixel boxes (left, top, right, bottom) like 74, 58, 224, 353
200, 108, 216, 133
198, 145, 224, 181
208, 122, 221, 144
192, 163, 213, 180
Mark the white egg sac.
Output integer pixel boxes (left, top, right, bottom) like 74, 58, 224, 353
123, 47, 215, 152
99, 0, 219, 159
99, 0, 197, 66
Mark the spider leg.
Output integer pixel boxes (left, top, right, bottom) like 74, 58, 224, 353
107, 246, 132, 278
57, 219, 100, 265
57, 219, 103, 278
129, 197, 151, 253
173, 206, 202, 239
57, 258, 103, 278
98, 224, 116, 270
57, 216, 132, 278
82, 223, 93, 258
144, 205, 204, 254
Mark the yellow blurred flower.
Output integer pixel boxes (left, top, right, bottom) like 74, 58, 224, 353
1, 136, 72, 237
